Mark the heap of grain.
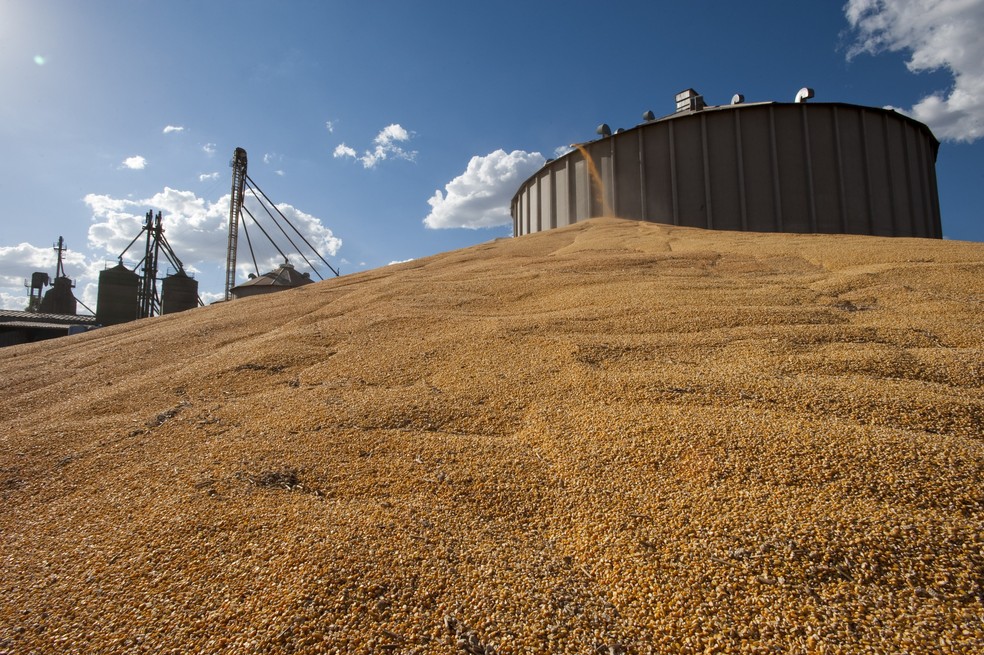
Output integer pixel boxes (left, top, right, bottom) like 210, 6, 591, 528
1, 218, 981, 654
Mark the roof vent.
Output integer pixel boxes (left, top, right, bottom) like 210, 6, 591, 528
675, 89, 705, 113
794, 87, 815, 103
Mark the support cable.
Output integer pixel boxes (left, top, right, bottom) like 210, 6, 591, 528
244, 180, 322, 280
241, 212, 260, 276
248, 199, 323, 280
245, 174, 339, 277
241, 203, 289, 262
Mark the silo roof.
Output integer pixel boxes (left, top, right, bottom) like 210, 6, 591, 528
231, 263, 313, 290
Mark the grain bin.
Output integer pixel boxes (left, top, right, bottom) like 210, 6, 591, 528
96, 264, 140, 326
161, 272, 199, 315
38, 277, 77, 315
513, 94, 942, 238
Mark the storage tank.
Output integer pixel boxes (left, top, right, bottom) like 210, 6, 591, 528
39, 277, 77, 315
96, 264, 140, 326
161, 272, 199, 315
512, 95, 942, 239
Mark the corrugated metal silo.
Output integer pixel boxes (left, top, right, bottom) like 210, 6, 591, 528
161, 272, 199, 315
96, 264, 139, 326
512, 97, 942, 239
39, 277, 77, 315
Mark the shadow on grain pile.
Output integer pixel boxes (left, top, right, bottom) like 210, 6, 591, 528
1, 217, 982, 654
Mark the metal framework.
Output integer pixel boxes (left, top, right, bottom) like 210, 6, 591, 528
224, 147, 339, 300
225, 147, 248, 301
115, 210, 192, 318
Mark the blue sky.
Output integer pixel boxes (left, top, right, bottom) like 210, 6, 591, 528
1, 0, 982, 310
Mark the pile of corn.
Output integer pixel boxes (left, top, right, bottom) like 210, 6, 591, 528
1, 218, 981, 653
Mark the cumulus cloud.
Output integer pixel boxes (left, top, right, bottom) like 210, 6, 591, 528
203, 143, 217, 155
845, 0, 984, 142
0, 241, 90, 310
554, 145, 574, 158
333, 144, 357, 159
122, 155, 147, 170
84, 188, 341, 280
199, 172, 220, 182
163, 125, 185, 134
423, 149, 545, 229
334, 124, 417, 169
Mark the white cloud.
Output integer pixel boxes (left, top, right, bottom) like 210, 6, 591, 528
326, 120, 337, 133
203, 143, 217, 155
163, 125, 185, 134
845, 0, 984, 142
84, 187, 341, 284
553, 145, 574, 158
199, 172, 220, 182
122, 155, 147, 170
334, 124, 417, 169
275, 170, 285, 177
387, 258, 414, 266
0, 241, 90, 310
334, 144, 357, 159
423, 149, 545, 229
0, 290, 29, 310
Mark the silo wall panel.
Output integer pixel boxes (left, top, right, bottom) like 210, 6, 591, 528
737, 107, 778, 232
573, 158, 589, 221
540, 173, 554, 231
863, 111, 895, 236
518, 188, 528, 235
705, 112, 742, 231
671, 119, 707, 228
885, 117, 914, 236
529, 182, 540, 233
907, 125, 939, 237
808, 106, 846, 235
643, 125, 674, 223
595, 148, 614, 217
835, 109, 872, 235
555, 165, 570, 228
904, 125, 930, 237
614, 134, 642, 220
774, 108, 812, 233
